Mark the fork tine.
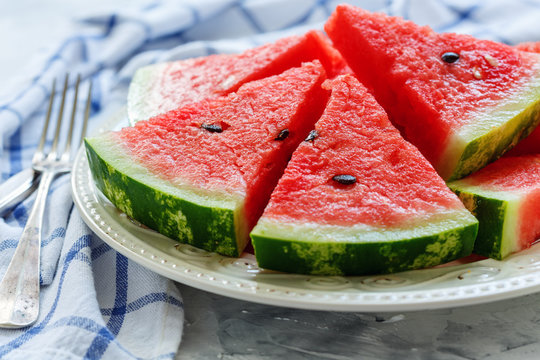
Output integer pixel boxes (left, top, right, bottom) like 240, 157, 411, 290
62, 74, 81, 160
33, 79, 56, 163
49, 74, 69, 159
78, 81, 92, 149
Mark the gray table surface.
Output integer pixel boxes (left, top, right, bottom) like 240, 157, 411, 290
175, 282, 540, 359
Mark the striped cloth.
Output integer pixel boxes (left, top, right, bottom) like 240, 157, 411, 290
1, 0, 540, 358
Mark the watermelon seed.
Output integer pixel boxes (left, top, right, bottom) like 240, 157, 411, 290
275, 129, 289, 141
201, 123, 223, 133
441, 52, 459, 63
332, 174, 356, 185
484, 54, 499, 67
305, 130, 319, 142
472, 66, 483, 79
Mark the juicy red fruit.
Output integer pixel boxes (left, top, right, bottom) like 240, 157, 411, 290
120, 61, 330, 236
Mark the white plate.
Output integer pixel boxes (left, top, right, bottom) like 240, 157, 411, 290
72, 112, 540, 312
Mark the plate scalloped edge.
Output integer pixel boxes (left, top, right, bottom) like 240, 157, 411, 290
72, 112, 540, 312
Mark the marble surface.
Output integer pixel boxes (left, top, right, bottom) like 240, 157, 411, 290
4, 1, 540, 359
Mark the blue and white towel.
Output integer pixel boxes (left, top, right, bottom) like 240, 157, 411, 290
1, 0, 540, 358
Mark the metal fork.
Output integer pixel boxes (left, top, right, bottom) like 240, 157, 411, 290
0, 74, 91, 328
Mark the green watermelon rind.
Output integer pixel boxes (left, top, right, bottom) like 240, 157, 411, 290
441, 67, 540, 181
250, 211, 478, 275
448, 183, 522, 260
85, 134, 247, 257
127, 63, 169, 125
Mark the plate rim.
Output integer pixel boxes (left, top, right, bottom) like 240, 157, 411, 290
72, 111, 540, 312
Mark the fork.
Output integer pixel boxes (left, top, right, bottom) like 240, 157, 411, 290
0, 74, 91, 328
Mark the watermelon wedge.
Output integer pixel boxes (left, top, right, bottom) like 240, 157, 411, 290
85, 62, 329, 256
128, 30, 345, 123
448, 155, 540, 260
325, 5, 540, 181
250, 75, 478, 276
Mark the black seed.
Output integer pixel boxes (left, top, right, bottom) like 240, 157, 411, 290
441, 52, 460, 63
201, 123, 223, 133
305, 130, 319, 142
275, 129, 289, 141
332, 174, 356, 185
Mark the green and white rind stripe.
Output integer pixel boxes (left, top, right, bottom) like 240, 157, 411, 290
440, 62, 540, 181
448, 182, 522, 260
85, 133, 247, 257
250, 210, 478, 275
127, 63, 168, 125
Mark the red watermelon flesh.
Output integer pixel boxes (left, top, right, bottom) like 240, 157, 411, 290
325, 5, 540, 180
251, 74, 477, 275
262, 76, 462, 227
457, 155, 540, 192
516, 41, 540, 53
119, 61, 329, 242
128, 30, 344, 123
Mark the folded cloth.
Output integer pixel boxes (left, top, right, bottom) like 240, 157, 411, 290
1, 0, 540, 358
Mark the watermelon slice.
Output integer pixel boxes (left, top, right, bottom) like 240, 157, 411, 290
128, 30, 345, 123
250, 75, 478, 276
85, 62, 329, 256
325, 5, 540, 181
448, 155, 540, 260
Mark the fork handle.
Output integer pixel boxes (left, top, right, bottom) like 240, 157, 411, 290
0, 171, 55, 328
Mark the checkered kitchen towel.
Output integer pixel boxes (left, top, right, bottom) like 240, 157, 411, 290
1, 0, 540, 358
